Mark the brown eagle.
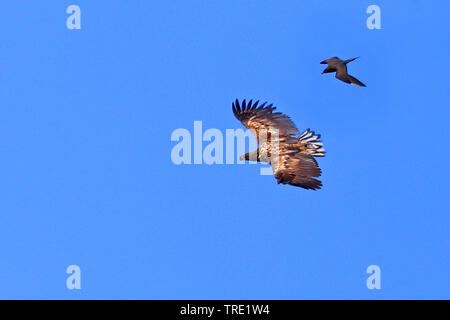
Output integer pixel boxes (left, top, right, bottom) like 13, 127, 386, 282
232, 99, 325, 190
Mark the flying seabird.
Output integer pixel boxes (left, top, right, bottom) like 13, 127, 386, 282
320, 57, 366, 87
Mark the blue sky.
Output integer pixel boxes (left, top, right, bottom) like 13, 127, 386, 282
0, 1, 448, 299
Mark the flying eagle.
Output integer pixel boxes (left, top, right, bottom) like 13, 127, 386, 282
232, 99, 326, 190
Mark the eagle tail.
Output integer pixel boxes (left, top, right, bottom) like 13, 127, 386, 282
298, 129, 325, 157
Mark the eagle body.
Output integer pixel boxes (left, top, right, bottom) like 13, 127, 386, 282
233, 99, 325, 190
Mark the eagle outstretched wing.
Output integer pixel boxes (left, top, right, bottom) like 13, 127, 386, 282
232, 99, 325, 190
271, 151, 323, 190
232, 99, 299, 142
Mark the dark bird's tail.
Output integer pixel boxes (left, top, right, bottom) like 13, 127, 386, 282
298, 129, 325, 157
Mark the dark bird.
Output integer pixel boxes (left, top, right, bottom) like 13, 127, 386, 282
320, 57, 366, 87
232, 99, 325, 190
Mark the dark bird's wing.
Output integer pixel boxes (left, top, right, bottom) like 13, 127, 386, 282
320, 57, 342, 65
336, 72, 366, 87
332, 58, 366, 86
232, 99, 298, 143
271, 152, 323, 190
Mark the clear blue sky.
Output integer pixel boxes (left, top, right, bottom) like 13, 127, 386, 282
0, 1, 448, 299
